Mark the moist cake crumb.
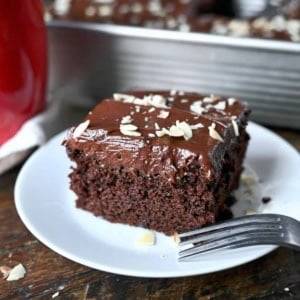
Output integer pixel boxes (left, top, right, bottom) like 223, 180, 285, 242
63, 90, 250, 235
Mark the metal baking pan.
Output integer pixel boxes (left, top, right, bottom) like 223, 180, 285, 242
47, 20, 300, 129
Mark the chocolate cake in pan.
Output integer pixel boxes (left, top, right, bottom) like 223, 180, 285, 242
63, 91, 250, 235
47, 0, 203, 29
46, 0, 300, 42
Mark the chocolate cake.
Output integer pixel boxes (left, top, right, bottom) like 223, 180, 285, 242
46, 0, 300, 42
63, 91, 250, 235
46, 0, 203, 29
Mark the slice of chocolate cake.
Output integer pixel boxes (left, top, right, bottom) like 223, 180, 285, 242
63, 91, 250, 235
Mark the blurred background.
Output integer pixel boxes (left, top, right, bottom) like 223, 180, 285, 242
43, 0, 300, 130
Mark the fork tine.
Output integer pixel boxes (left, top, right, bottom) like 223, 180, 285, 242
179, 223, 282, 246
179, 231, 281, 261
178, 214, 281, 240
179, 237, 278, 261
178, 214, 300, 261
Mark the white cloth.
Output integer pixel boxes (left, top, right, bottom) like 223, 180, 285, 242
0, 95, 93, 175
0, 114, 46, 175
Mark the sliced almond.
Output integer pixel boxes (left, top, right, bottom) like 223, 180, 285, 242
214, 101, 226, 111
73, 120, 90, 139
156, 127, 169, 137
85, 6, 96, 17
120, 124, 138, 131
133, 97, 148, 106
190, 101, 207, 115
124, 131, 142, 137
241, 174, 257, 185
180, 98, 189, 103
176, 121, 193, 140
148, 107, 156, 113
208, 123, 224, 142
169, 125, 185, 137
113, 93, 135, 102
6, 264, 26, 281
52, 291, 60, 299
173, 232, 180, 244
227, 97, 237, 106
119, 124, 141, 137
190, 123, 204, 130
148, 94, 168, 108
121, 115, 133, 124
154, 122, 160, 130
136, 231, 156, 246
231, 118, 239, 137
245, 209, 257, 216
157, 110, 170, 119
202, 96, 215, 103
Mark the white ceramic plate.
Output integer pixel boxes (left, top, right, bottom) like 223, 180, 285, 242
15, 122, 300, 278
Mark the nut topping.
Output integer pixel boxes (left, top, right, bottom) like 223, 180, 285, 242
73, 120, 90, 139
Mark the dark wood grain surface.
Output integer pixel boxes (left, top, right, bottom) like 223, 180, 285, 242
0, 127, 299, 300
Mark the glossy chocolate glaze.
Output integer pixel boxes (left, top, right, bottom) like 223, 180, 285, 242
64, 91, 250, 183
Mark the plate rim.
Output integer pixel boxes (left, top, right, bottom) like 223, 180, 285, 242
14, 122, 299, 278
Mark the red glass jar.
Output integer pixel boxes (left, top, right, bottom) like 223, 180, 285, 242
0, 0, 47, 145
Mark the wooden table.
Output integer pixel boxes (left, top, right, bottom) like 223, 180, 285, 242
1, 127, 299, 300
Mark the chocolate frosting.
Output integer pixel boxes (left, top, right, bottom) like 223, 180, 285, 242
64, 91, 250, 182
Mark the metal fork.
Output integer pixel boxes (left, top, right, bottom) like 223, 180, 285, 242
178, 214, 300, 261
